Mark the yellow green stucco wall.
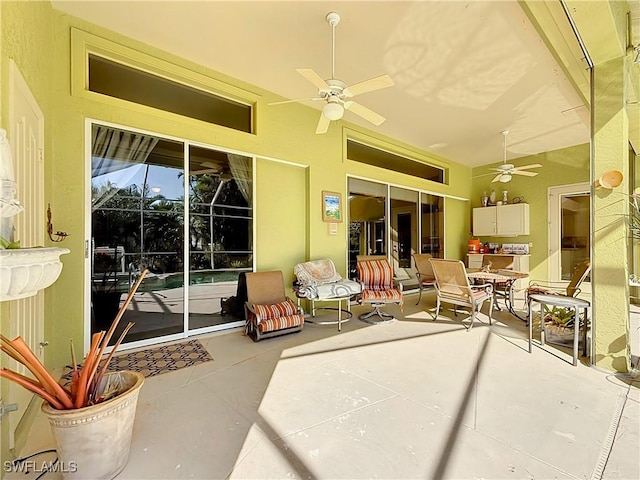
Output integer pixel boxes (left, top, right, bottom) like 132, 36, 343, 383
1, 0, 636, 468
2, 2, 473, 376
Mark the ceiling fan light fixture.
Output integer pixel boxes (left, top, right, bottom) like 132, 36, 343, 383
499, 173, 512, 183
322, 102, 344, 120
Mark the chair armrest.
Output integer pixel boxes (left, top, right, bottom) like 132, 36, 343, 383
527, 280, 566, 295
285, 295, 304, 315
472, 282, 494, 295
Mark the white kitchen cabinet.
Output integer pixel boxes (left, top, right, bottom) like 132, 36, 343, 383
472, 204, 529, 236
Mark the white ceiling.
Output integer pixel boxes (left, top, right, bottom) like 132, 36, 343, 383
52, 0, 592, 168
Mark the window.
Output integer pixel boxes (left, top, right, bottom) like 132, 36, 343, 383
88, 55, 253, 133
347, 140, 444, 183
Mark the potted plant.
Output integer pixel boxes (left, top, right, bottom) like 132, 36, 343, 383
542, 304, 588, 346
0, 270, 149, 480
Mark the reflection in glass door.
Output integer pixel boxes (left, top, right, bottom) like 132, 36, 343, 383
188, 146, 253, 331
348, 178, 387, 278
91, 125, 185, 344
390, 186, 418, 290
561, 194, 590, 281
90, 124, 253, 347
549, 183, 590, 284
420, 193, 444, 258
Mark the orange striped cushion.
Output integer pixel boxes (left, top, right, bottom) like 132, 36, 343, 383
357, 259, 394, 290
258, 314, 305, 333
253, 299, 298, 320
361, 289, 403, 302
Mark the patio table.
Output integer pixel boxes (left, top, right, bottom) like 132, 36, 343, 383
467, 268, 529, 320
527, 293, 590, 366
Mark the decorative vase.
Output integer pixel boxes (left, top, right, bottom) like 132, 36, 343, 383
502, 190, 508, 204
489, 190, 496, 205
41, 371, 144, 480
481, 191, 488, 207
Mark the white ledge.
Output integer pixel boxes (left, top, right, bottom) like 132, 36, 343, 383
0, 247, 70, 301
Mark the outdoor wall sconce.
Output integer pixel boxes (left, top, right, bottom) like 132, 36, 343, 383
47, 203, 69, 242
595, 169, 623, 189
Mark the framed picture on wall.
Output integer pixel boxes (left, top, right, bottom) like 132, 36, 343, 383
322, 191, 342, 223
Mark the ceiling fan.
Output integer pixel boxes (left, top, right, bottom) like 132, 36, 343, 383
489, 130, 541, 183
268, 11, 394, 134
190, 161, 233, 179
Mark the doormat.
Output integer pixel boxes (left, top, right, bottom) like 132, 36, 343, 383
62, 339, 213, 380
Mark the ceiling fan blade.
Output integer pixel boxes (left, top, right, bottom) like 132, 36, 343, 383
315, 113, 330, 134
344, 101, 386, 126
491, 173, 504, 183
343, 74, 395, 98
512, 170, 538, 177
512, 163, 542, 171
190, 168, 219, 175
296, 68, 330, 91
268, 97, 324, 106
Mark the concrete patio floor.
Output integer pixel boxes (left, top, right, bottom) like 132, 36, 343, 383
10, 291, 640, 479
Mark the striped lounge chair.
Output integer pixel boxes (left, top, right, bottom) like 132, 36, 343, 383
244, 271, 304, 341
356, 258, 403, 323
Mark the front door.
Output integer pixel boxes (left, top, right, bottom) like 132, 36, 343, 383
548, 183, 590, 286
5, 60, 46, 448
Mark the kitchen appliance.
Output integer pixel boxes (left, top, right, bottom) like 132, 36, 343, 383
468, 239, 481, 253
502, 243, 529, 255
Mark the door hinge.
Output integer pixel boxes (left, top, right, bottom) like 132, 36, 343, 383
85, 240, 89, 259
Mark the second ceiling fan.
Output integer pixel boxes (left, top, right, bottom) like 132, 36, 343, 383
269, 12, 394, 134
489, 130, 541, 183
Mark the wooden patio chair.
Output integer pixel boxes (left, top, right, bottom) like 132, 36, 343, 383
429, 258, 494, 330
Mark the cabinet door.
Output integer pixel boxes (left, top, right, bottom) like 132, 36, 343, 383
468, 254, 483, 268
472, 207, 497, 236
496, 204, 529, 235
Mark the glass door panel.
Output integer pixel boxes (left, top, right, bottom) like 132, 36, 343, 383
348, 178, 387, 278
561, 194, 590, 281
188, 146, 253, 330
91, 125, 185, 344
390, 186, 419, 290
420, 193, 444, 258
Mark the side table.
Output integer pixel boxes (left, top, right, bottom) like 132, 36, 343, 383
527, 293, 590, 366
296, 294, 353, 332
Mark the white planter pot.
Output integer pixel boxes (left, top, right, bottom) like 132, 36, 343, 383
0, 247, 70, 301
41, 371, 144, 480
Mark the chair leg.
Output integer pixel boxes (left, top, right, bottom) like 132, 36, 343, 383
415, 285, 423, 305
432, 297, 441, 320
467, 307, 475, 331
359, 304, 395, 323
488, 297, 493, 325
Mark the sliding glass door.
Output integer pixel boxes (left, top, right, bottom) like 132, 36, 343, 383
390, 187, 419, 290
348, 178, 445, 290
187, 146, 252, 331
90, 124, 252, 347
348, 178, 387, 279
